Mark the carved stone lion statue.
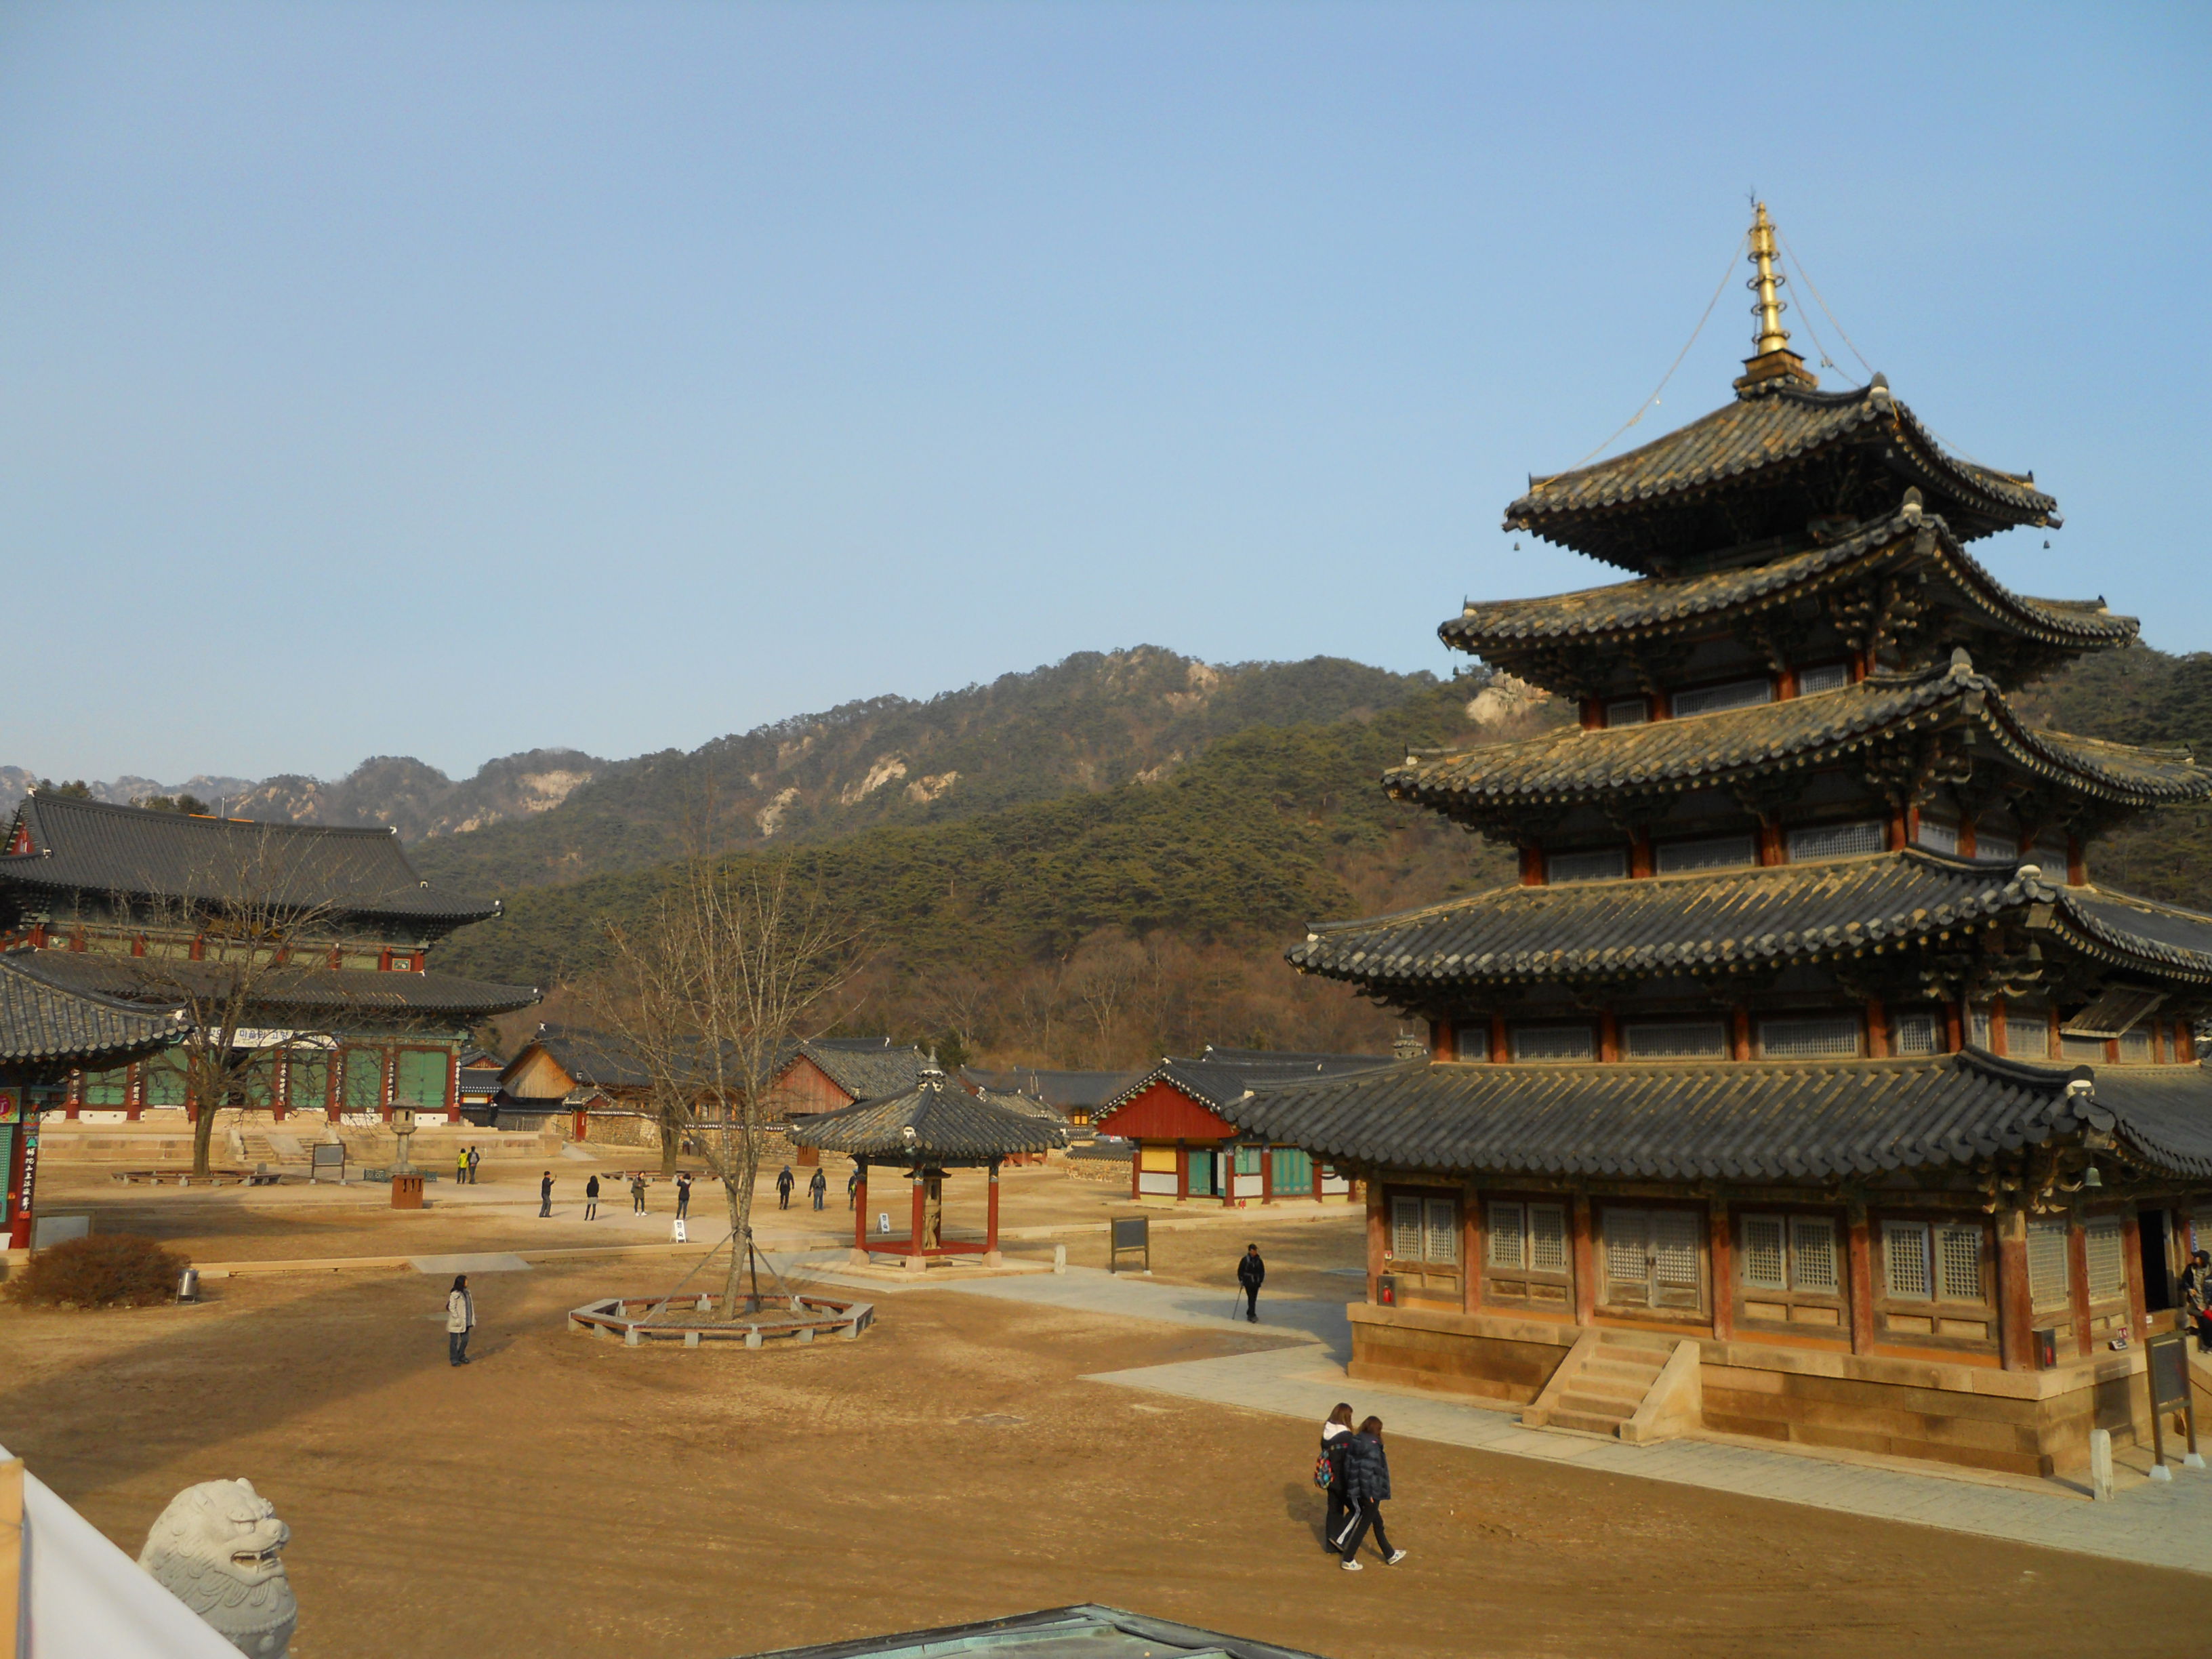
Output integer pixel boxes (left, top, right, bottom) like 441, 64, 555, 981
138, 1478, 298, 1659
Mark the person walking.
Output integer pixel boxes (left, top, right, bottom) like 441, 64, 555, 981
1336, 1416, 1406, 1570
675, 1172, 693, 1221
585, 1174, 600, 1221
847, 1166, 861, 1209
1237, 1243, 1266, 1324
776, 1166, 795, 1210
631, 1172, 649, 1215
468, 1145, 482, 1185
539, 1171, 554, 1217
446, 1274, 476, 1366
455, 1146, 469, 1185
1318, 1404, 1355, 1552
809, 1167, 827, 1211
2184, 1250, 2212, 1352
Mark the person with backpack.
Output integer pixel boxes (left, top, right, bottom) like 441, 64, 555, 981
455, 1146, 469, 1185
1317, 1402, 1355, 1552
1237, 1243, 1266, 1323
1336, 1415, 1406, 1570
776, 1166, 795, 1210
847, 1166, 861, 1210
539, 1170, 554, 1217
808, 1167, 827, 1210
584, 1174, 600, 1221
468, 1145, 482, 1185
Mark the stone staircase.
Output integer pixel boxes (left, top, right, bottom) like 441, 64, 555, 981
1523, 1329, 1703, 1444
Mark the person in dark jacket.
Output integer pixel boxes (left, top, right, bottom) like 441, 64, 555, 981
2184, 1250, 2212, 1352
675, 1172, 693, 1221
776, 1166, 795, 1210
585, 1174, 600, 1221
539, 1171, 554, 1218
630, 1173, 649, 1215
1237, 1244, 1265, 1323
1336, 1416, 1406, 1570
847, 1166, 861, 1209
1319, 1403, 1355, 1551
808, 1168, 827, 1210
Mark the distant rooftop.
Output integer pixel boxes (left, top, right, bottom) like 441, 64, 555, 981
741, 1604, 1328, 1659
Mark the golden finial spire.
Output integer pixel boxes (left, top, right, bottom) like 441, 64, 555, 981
1734, 201, 1815, 391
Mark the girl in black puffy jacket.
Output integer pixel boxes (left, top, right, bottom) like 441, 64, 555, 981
1337, 1416, 1406, 1570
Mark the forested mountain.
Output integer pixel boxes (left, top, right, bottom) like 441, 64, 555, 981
408, 648, 1429, 893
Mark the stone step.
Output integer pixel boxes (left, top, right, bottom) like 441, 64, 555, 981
1557, 1391, 1637, 1422
1584, 1357, 1666, 1382
1567, 1374, 1649, 1406
1547, 1408, 1629, 1437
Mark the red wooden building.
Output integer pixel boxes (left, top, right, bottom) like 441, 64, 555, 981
1094, 1049, 1385, 1206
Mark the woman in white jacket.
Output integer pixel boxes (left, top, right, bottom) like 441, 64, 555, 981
447, 1274, 476, 1366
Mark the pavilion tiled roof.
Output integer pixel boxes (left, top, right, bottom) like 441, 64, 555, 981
1503, 375, 2059, 572
1387, 660, 2210, 822
1443, 506, 2135, 666
0, 794, 497, 928
7, 948, 539, 1019
1227, 1050, 2212, 1183
1286, 851, 2212, 993
0, 953, 182, 1065
786, 1069, 1067, 1161
779, 1036, 929, 1101
1099, 1048, 1398, 1119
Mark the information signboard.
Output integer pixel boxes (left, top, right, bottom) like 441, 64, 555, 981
1109, 1214, 1149, 1274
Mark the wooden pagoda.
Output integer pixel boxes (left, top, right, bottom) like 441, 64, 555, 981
1236, 206, 2212, 1477
788, 1060, 1065, 1271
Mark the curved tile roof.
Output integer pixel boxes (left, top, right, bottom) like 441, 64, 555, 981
0, 953, 182, 1065
1387, 661, 2209, 818
1443, 507, 2135, 661
1504, 376, 2057, 570
1227, 1050, 2212, 1182
1, 794, 497, 926
787, 1069, 1067, 1161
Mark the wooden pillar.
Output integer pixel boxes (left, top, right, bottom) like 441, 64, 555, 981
1175, 1143, 1189, 1202
1708, 1199, 1734, 1342
853, 1158, 869, 1252
2181, 1023, 2198, 1064
1130, 1143, 1142, 1202
1490, 1014, 1509, 1063
1579, 696, 1601, 730
1757, 821, 1784, 866
1570, 1194, 1597, 1326
1429, 1018, 1454, 1062
1599, 1012, 1619, 1064
1731, 1006, 1752, 1062
1462, 1186, 1483, 1315
447, 1046, 462, 1125
2067, 1216, 2093, 1356
985, 1159, 1002, 1261
1519, 846, 1544, 886
907, 1168, 926, 1269
1885, 810, 1908, 853
126, 1063, 142, 1123
1365, 1181, 1386, 1305
1260, 1145, 1274, 1205
1866, 998, 1889, 1059
1630, 830, 1654, 880
1948, 998, 1967, 1054
1996, 1208, 2034, 1370
1845, 1204, 1877, 1355
2068, 836, 2087, 887
1990, 995, 2009, 1059
2123, 1210, 2149, 1340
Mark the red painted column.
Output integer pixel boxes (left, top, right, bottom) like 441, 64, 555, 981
4, 1107, 33, 1249
1845, 1206, 1877, 1355
1365, 1181, 1386, 1304
447, 1047, 462, 1125
1462, 1188, 1483, 1315
1709, 1200, 1734, 1341
2067, 1218, 2094, 1357
1260, 1145, 1274, 1206
986, 1159, 1002, 1255
1866, 998, 1889, 1059
2123, 1211, 2149, 1340
1570, 1195, 1597, 1326
1996, 1210, 2034, 1370
1130, 1143, 1141, 1202
854, 1159, 869, 1252
909, 1170, 926, 1260
1490, 1014, 1509, 1064
1519, 846, 1544, 886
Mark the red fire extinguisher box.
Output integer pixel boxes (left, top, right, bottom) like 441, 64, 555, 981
2033, 1326, 2060, 1368
1376, 1273, 1397, 1307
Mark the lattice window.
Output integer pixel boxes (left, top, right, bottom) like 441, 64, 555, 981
2060, 1034, 2108, 1063
1652, 1210, 1701, 1289
2005, 1003, 2052, 1061
1672, 678, 1773, 716
1605, 697, 1650, 726
1892, 1010, 1943, 1055
1656, 834, 1758, 874
1916, 818, 1961, 855
1792, 1217, 1840, 1292
1488, 1202, 1526, 1269
2119, 1027, 2154, 1064
342, 1048, 386, 1112
1884, 1222, 1931, 1298
1425, 1199, 1458, 1265
1390, 1197, 1423, 1262
1795, 663, 1851, 694
1758, 1015, 1862, 1058
2085, 1218, 2126, 1299
1622, 1020, 1729, 1059
1937, 1226, 1984, 1303
1452, 1021, 1490, 1061
1528, 1204, 1568, 1272
1741, 1215, 1787, 1290
1604, 1222, 1648, 1284
2027, 1220, 2070, 1307
2032, 835, 2071, 874
1786, 821, 1885, 861
1975, 832, 2020, 862
1969, 1006, 1994, 1050
1511, 1025, 1596, 1062
1549, 848, 1627, 884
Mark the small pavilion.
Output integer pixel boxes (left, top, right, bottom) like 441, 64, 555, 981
788, 1061, 1065, 1271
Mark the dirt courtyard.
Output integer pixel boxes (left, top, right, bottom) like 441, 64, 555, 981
5, 1206, 2204, 1659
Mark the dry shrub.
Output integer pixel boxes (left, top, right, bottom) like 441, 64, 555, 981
5, 1233, 187, 1309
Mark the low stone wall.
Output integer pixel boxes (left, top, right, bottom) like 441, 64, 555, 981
1348, 1302, 2154, 1476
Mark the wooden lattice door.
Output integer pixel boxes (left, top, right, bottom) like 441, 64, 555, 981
1602, 1207, 1704, 1311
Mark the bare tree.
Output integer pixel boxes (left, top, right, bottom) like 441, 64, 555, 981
597, 855, 858, 1307
121, 826, 346, 1177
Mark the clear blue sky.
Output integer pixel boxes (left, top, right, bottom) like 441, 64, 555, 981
3, 2, 2205, 783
